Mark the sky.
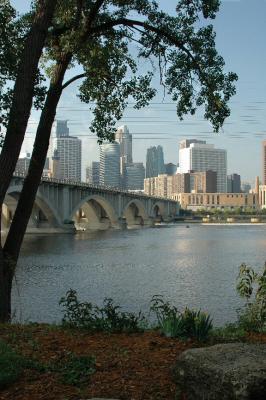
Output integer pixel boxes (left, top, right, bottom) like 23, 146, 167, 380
11, 0, 266, 183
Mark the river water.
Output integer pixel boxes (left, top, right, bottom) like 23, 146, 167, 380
11, 224, 266, 326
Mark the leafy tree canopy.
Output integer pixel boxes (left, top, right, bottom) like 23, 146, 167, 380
0, 0, 237, 142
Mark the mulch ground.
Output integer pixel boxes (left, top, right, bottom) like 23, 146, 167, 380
0, 325, 265, 400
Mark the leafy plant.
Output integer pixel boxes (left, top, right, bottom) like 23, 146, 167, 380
184, 308, 213, 342
150, 295, 213, 341
150, 295, 179, 327
52, 352, 96, 386
0, 339, 24, 389
0, 339, 45, 388
59, 289, 145, 333
210, 323, 246, 342
236, 263, 266, 332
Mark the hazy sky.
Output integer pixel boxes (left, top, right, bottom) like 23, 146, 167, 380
11, 0, 266, 183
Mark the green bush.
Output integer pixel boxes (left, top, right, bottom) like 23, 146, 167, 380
236, 263, 266, 332
150, 295, 213, 341
210, 323, 246, 342
59, 289, 146, 333
0, 340, 24, 389
52, 352, 95, 386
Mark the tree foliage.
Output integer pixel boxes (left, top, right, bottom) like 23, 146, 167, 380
0, 2, 47, 131
1, 0, 237, 143
236, 263, 266, 332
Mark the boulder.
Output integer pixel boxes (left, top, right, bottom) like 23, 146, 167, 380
174, 343, 266, 400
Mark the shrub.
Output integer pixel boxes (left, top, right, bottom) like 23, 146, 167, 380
52, 352, 95, 386
210, 323, 246, 342
59, 289, 146, 333
0, 340, 24, 389
185, 308, 213, 341
236, 263, 266, 332
150, 295, 213, 341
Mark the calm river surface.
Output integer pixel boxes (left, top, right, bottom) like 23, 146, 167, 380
12, 224, 266, 326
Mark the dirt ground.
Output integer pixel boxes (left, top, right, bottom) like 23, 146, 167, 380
0, 325, 265, 400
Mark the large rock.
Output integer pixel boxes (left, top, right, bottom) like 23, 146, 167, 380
174, 343, 266, 400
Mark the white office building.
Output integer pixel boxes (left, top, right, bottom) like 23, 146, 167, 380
99, 142, 120, 188
53, 136, 82, 181
115, 125, 133, 187
52, 121, 82, 181
179, 140, 227, 192
115, 125, 133, 164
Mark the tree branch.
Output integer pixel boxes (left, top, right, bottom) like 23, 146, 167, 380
89, 17, 205, 84
90, 18, 186, 51
74, 0, 84, 29
85, 0, 106, 29
62, 73, 87, 89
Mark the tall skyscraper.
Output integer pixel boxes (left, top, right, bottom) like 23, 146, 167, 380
115, 125, 133, 187
227, 173, 241, 193
125, 163, 145, 190
115, 125, 132, 164
53, 121, 82, 181
99, 142, 120, 187
146, 145, 165, 178
179, 140, 227, 192
86, 162, 100, 185
55, 120, 69, 137
262, 140, 266, 185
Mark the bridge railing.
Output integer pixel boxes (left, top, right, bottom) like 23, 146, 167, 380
12, 173, 178, 203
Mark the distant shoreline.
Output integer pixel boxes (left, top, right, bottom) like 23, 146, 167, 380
201, 222, 266, 226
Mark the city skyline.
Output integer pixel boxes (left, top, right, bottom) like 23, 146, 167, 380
17, 120, 265, 191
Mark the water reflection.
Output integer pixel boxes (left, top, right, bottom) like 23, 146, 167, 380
12, 224, 266, 326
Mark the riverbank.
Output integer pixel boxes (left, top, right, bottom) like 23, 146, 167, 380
0, 324, 265, 400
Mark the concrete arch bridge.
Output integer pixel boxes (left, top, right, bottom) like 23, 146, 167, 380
1, 175, 179, 233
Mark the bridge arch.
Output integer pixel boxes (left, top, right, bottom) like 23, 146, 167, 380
70, 195, 119, 230
152, 202, 165, 221
2, 186, 62, 230
122, 199, 149, 227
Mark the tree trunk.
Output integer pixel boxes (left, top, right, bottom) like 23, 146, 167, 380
0, 0, 58, 324
0, 249, 13, 322
0, 0, 57, 207
0, 56, 71, 322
